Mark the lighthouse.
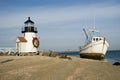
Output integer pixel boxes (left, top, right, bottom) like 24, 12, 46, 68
16, 17, 39, 53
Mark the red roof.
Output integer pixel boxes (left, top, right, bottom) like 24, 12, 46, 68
17, 37, 27, 42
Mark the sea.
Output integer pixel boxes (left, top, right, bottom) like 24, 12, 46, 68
58, 50, 120, 63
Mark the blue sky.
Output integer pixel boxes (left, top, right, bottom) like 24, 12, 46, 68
0, 0, 120, 51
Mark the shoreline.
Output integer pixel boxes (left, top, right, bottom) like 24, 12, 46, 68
0, 51, 118, 63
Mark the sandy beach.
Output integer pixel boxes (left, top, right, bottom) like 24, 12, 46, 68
0, 56, 120, 80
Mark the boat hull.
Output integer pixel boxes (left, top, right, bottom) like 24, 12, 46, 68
80, 40, 109, 60
80, 53, 104, 60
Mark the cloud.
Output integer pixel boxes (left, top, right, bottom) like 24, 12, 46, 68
0, 3, 120, 28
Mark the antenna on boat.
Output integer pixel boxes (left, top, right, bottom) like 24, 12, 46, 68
94, 13, 96, 29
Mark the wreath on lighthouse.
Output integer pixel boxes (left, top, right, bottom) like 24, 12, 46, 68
32, 37, 39, 48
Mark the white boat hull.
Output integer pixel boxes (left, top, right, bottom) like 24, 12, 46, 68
80, 39, 109, 59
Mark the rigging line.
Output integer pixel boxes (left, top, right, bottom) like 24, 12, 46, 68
94, 12, 96, 29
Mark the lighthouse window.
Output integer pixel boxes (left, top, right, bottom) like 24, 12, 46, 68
25, 23, 34, 27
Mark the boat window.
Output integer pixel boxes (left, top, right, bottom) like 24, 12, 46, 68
99, 38, 102, 40
93, 38, 95, 41
96, 38, 98, 41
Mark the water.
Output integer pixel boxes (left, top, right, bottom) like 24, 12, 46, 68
58, 50, 120, 63
105, 51, 120, 62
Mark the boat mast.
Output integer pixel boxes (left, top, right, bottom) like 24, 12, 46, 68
89, 14, 99, 37
92, 15, 96, 36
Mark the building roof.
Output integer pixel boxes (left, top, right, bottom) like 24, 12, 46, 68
24, 17, 34, 24
17, 37, 27, 42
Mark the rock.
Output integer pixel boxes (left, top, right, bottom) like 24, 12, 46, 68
59, 54, 72, 60
113, 62, 120, 66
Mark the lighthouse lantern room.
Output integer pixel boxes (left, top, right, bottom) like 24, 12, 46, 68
16, 17, 39, 53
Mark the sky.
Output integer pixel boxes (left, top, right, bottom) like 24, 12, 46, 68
0, 0, 120, 51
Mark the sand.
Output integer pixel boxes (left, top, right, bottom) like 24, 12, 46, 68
0, 56, 120, 80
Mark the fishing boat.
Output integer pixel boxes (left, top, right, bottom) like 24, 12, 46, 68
80, 27, 109, 60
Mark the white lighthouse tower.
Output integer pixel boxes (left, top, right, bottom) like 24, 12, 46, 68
16, 17, 39, 53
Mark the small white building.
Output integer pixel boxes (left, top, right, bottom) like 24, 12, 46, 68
16, 17, 39, 53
